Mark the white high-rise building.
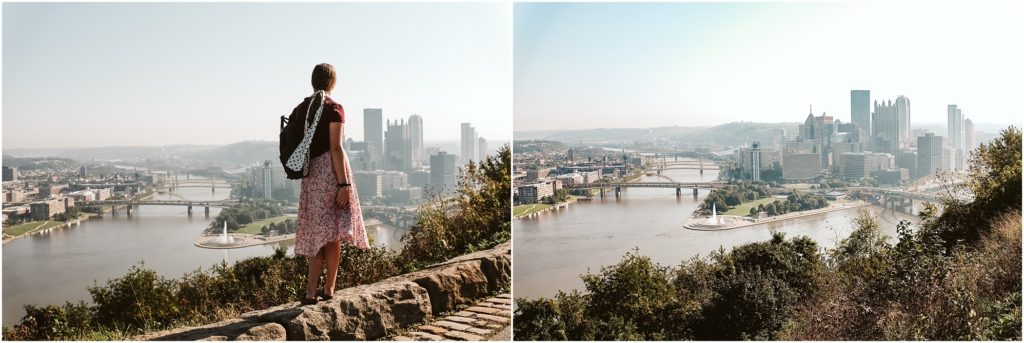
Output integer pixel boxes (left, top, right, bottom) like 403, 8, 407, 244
895, 96, 911, 147
947, 104, 965, 150
478, 137, 488, 162
850, 90, 871, 142
364, 108, 383, 170
460, 123, 478, 164
261, 160, 273, 199
408, 114, 423, 167
964, 118, 976, 151
751, 142, 761, 181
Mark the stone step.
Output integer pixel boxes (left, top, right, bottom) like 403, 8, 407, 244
393, 335, 414, 341
416, 325, 448, 335
486, 297, 512, 305
443, 331, 484, 341
466, 306, 506, 316
470, 313, 510, 324
434, 320, 472, 332
444, 315, 476, 325
409, 332, 445, 341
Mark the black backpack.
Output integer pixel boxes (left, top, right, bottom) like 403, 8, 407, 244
279, 114, 306, 180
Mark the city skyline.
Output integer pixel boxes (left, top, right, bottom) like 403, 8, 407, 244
514, 2, 1023, 131
2, 3, 512, 149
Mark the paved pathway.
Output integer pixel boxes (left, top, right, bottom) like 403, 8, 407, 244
391, 293, 511, 341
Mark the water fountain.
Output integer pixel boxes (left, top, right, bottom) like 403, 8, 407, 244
708, 203, 719, 225
687, 202, 737, 230
215, 221, 234, 244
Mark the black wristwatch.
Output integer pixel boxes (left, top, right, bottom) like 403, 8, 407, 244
336, 182, 351, 189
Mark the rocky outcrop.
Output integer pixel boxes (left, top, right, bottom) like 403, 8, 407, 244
136, 241, 511, 341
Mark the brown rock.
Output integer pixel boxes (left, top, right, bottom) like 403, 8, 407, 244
135, 319, 285, 341
285, 281, 432, 340
388, 260, 490, 315
392, 336, 414, 341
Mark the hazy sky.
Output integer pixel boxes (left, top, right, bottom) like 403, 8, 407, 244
3, 3, 511, 149
514, 2, 1023, 131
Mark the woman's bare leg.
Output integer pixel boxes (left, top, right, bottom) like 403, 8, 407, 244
323, 241, 342, 294
305, 247, 326, 299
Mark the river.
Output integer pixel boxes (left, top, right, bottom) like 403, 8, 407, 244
513, 158, 919, 299
2, 176, 406, 327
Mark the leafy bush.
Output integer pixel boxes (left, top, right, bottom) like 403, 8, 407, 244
398, 145, 511, 271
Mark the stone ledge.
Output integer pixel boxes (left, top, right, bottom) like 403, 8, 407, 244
136, 241, 510, 341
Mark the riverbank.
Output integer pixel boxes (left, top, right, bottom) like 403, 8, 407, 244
2, 213, 91, 244
514, 197, 578, 219
683, 201, 870, 231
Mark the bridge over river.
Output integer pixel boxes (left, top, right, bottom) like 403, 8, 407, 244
88, 199, 237, 217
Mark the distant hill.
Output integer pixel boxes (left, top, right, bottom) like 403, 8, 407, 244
2, 139, 512, 170
514, 122, 799, 147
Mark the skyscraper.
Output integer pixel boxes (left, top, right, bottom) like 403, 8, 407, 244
947, 104, 964, 150
851, 90, 871, 142
363, 108, 383, 170
478, 137, 488, 162
429, 151, 457, 194
262, 160, 273, 199
384, 119, 412, 172
750, 142, 761, 181
408, 114, 424, 167
872, 99, 901, 156
964, 118, 976, 152
917, 133, 944, 178
460, 123, 478, 164
895, 96, 911, 146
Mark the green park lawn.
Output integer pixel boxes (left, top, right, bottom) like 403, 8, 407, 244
235, 215, 292, 235
723, 197, 779, 217
3, 220, 65, 237
513, 203, 554, 218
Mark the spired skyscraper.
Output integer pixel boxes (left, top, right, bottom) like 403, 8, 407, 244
871, 96, 909, 156
363, 108, 383, 170
460, 123, 479, 164
384, 119, 412, 172
408, 114, 424, 167
850, 90, 871, 143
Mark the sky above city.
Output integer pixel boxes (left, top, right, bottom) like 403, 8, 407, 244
514, 2, 1023, 132
3, 3, 511, 149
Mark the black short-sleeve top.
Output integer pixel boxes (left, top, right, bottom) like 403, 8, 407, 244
289, 95, 344, 160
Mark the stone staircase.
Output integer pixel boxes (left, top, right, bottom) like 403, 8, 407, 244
392, 293, 511, 341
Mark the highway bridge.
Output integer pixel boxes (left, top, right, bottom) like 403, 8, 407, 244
566, 179, 724, 197
87, 199, 237, 216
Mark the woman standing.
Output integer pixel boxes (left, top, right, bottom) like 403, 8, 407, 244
289, 63, 370, 305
